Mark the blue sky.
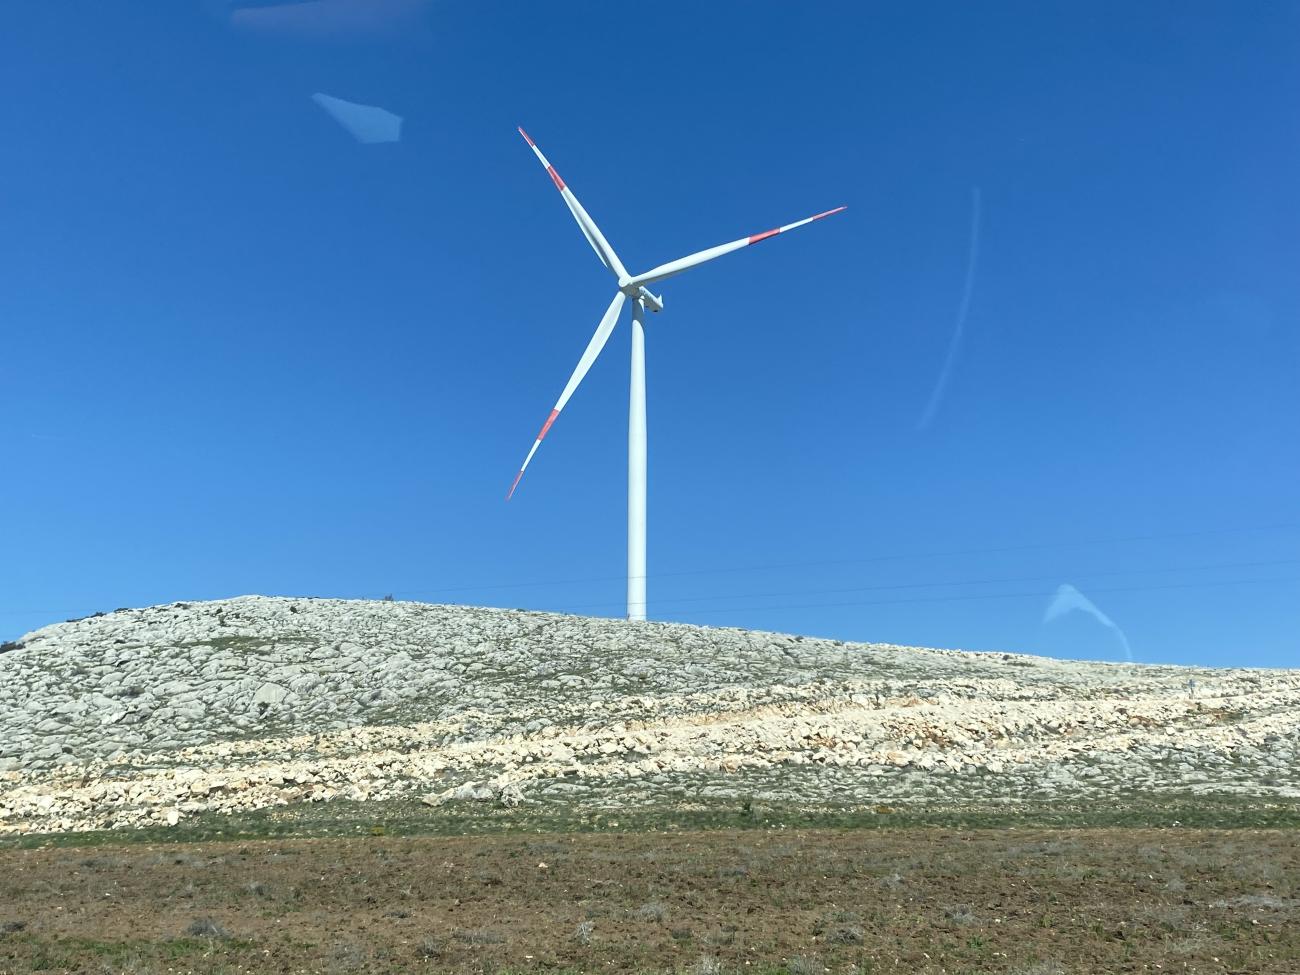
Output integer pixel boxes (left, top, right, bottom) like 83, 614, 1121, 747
1, 1, 1296, 666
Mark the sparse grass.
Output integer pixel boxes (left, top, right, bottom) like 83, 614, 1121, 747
454, 928, 506, 945
943, 904, 980, 926
0, 933, 257, 973
415, 935, 445, 959
634, 901, 669, 922
2, 827, 1298, 974
1212, 894, 1299, 910
701, 927, 736, 947
327, 941, 369, 972
826, 925, 863, 945
786, 954, 821, 975
812, 909, 863, 945
8, 794, 1300, 851
812, 909, 860, 933
184, 917, 230, 939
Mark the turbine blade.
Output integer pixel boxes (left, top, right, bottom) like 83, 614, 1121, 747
507, 291, 627, 500
518, 127, 629, 281
628, 206, 846, 289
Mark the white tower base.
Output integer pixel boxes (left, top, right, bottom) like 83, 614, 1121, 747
627, 299, 648, 621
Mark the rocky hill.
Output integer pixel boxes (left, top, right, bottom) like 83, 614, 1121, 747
1, 596, 1297, 835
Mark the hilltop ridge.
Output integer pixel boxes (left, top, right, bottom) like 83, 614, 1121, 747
1, 596, 1297, 835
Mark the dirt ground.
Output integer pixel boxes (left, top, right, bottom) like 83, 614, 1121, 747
1, 828, 1296, 974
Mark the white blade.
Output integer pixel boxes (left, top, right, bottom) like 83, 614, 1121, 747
518, 127, 629, 281
627, 206, 847, 289
507, 291, 627, 500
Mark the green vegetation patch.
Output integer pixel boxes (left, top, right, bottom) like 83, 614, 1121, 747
5, 793, 1300, 850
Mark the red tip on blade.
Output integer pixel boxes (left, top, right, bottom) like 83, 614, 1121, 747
506, 469, 524, 501
812, 206, 848, 220
547, 165, 566, 191
537, 408, 560, 441
517, 126, 535, 147
748, 227, 781, 244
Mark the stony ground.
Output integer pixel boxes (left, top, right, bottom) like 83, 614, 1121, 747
1, 596, 1298, 836
1, 828, 1298, 974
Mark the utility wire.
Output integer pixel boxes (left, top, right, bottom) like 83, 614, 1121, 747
3, 575, 1293, 645
381, 521, 1300, 598
2, 524, 1295, 625
640, 575, 1299, 621
542, 556, 1300, 614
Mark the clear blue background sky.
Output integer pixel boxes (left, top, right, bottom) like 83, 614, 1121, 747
2, 1, 1296, 666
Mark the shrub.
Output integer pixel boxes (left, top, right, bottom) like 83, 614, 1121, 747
635, 901, 669, 922
329, 942, 368, 971
415, 937, 445, 959
829, 926, 863, 945
944, 904, 980, 926
185, 917, 229, 939
813, 910, 860, 934
455, 928, 505, 945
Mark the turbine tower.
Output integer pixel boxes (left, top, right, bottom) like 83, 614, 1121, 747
507, 127, 844, 621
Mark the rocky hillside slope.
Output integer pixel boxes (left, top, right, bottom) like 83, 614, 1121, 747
2, 596, 1297, 835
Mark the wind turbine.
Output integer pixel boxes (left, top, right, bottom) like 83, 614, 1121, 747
507, 127, 845, 622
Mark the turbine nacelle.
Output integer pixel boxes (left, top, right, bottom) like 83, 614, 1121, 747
617, 277, 664, 312
637, 287, 664, 313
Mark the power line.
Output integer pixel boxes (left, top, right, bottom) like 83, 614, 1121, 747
544, 556, 1300, 613
2, 524, 1294, 628
383, 521, 1300, 598
645, 575, 1299, 621
3, 576, 1292, 645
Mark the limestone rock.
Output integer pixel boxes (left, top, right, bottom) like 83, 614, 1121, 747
0, 595, 1296, 835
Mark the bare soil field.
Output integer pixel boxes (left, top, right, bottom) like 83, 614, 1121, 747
2, 825, 1297, 975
